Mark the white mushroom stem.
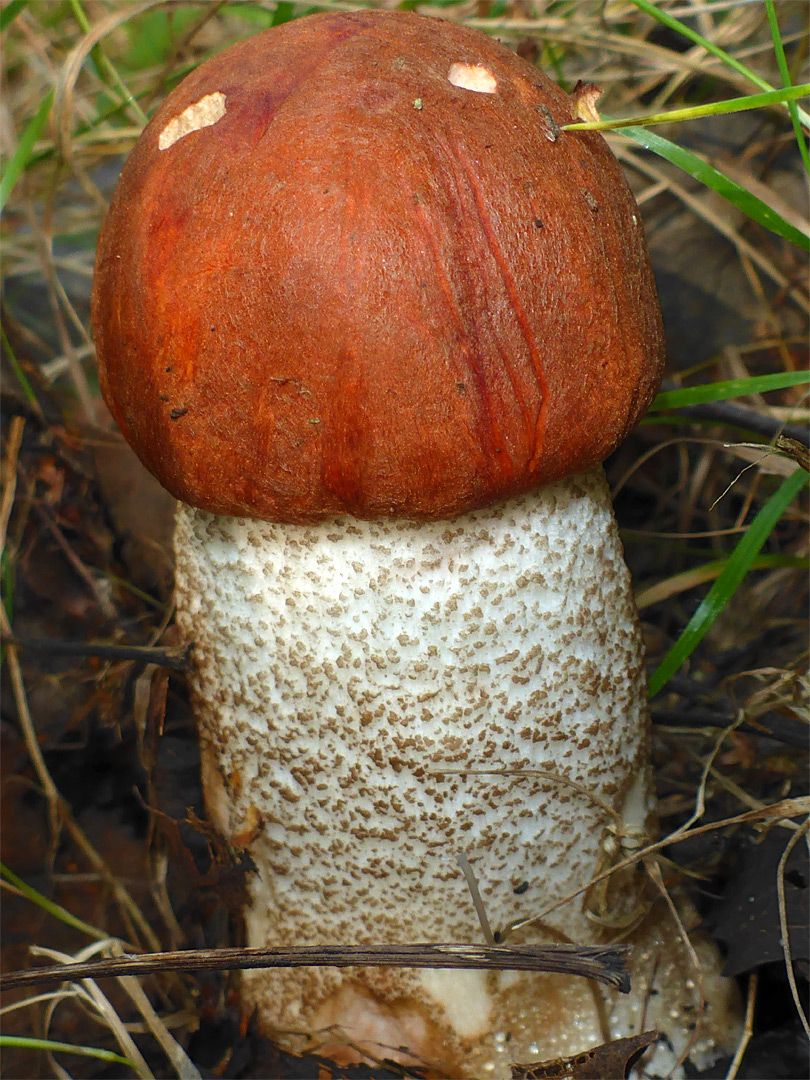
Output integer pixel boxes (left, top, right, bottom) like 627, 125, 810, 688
174, 468, 739, 1078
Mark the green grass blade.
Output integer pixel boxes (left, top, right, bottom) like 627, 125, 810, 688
0, 1036, 138, 1070
765, 0, 810, 175
1, 551, 15, 662
617, 124, 810, 253
0, 0, 28, 32
0, 90, 53, 214
648, 468, 808, 698
651, 371, 810, 411
1, 862, 108, 940
564, 84, 810, 133
630, 0, 809, 127
270, 1, 296, 25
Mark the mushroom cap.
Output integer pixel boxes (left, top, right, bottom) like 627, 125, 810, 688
92, 9, 664, 523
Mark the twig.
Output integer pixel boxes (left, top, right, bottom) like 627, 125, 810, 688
0, 624, 163, 951
60, 816, 162, 953
116, 973, 202, 1080
2, 420, 158, 949
37, 943, 153, 1080
644, 858, 703, 1077
0, 416, 25, 555
1, 418, 62, 832
0, 617, 62, 813
652, 707, 808, 749
0, 634, 191, 671
30, 500, 116, 618
725, 971, 757, 1080
677, 400, 809, 445
20, 191, 97, 424
0, 942, 630, 994
502, 797, 810, 939
456, 854, 496, 945
776, 816, 810, 1042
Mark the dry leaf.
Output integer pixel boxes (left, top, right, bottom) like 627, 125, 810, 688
706, 829, 809, 976
571, 81, 603, 124
511, 1031, 658, 1079
776, 435, 810, 472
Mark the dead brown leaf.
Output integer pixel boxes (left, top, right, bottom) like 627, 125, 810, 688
570, 80, 603, 124
511, 1031, 658, 1080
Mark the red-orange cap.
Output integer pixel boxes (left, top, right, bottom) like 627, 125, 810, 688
92, 9, 664, 523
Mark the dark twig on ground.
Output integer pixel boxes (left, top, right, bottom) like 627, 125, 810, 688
675, 401, 808, 447
652, 708, 808, 749
0, 942, 630, 994
0, 634, 191, 670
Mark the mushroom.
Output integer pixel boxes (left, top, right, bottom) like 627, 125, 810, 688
91, 9, 740, 1078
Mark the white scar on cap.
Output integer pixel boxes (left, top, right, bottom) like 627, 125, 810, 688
158, 92, 227, 151
448, 62, 497, 94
